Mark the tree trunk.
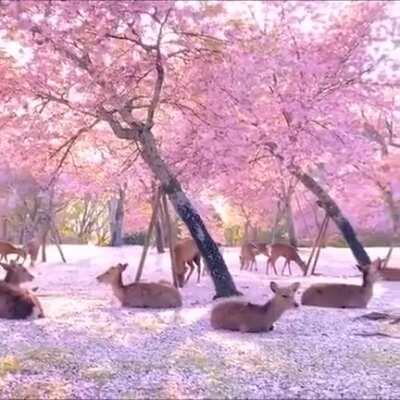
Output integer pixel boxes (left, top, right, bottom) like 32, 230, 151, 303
41, 230, 47, 262
290, 166, 371, 266
137, 131, 240, 298
244, 220, 250, 242
271, 201, 282, 243
2, 218, 7, 240
285, 195, 298, 247
109, 185, 125, 247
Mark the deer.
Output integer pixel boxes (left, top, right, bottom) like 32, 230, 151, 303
266, 243, 306, 276
96, 263, 182, 308
239, 242, 259, 271
24, 239, 40, 267
0, 281, 44, 319
0, 260, 34, 286
301, 258, 381, 308
172, 238, 201, 287
0, 261, 44, 319
0, 241, 27, 263
211, 281, 300, 332
376, 259, 400, 281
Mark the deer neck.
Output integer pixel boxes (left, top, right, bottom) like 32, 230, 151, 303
262, 298, 285, 323
110, 273, 125, 303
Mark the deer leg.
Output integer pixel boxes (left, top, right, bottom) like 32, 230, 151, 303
282, 261, 288, 276
184, 261, 195, 285
288, 261, 292, 275
254, 258, 258, 272
271, 259, 278, 275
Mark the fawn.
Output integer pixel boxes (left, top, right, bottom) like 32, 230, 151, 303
210, 281, 300, 332
301, 258, 381, 308
97, 263, 182, 308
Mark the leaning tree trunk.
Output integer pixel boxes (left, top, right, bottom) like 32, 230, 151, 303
109, 186, 125, 247
138, 130, 240, 298
285, 195, 298, 247
290, 166, 371, 266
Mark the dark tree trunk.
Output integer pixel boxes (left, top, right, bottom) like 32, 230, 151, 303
109, 185, 125, 247
165, 183, 240, 298
291, 167, 371, 266
138, 133, 239, 297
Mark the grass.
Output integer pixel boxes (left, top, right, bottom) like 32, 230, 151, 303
0, 355, 21, 377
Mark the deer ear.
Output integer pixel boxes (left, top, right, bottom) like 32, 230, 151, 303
0, 263, 10, 271
270, 281, 278, 293
291, 282, 300, 292
121, 263, 128, 271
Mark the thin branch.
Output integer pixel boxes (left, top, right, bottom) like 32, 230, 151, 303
145, 8, 171, 129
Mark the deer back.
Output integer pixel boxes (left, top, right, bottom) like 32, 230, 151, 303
122, 282, 182, 308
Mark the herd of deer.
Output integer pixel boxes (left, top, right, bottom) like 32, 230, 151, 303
0, 237, 398, 334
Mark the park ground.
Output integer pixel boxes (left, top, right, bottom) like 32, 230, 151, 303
0, 245, 399, 399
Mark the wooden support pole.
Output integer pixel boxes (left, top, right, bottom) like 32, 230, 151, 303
50, 223, 66, 263
134, 187, 162, 282
161, 192, 178, 288
305, 214, 329, 276
310, 216, 329, 275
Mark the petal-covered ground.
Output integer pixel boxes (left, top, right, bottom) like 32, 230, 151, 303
0, 245, 399, 399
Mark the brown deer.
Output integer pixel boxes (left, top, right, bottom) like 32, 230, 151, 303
0, 282, 44, 319
301, 258, 381, 308
24, 239, 40, 267
210, 281, 300, 332
97, 263, 182, 308
0, 241, 26, 263
239, 242, 259, 271
376, 259, 400, 281
0, 261, 34, 286
266, 243, 306, 275
172, 238, 201, 287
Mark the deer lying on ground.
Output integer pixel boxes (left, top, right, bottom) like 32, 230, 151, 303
0, 261, 44, 319
0, 261, 34, 285
24, 239, 40, 267
239, 242, 259, 271
376, 259, 400, 281
0, 241, 26, 263
97, 263, 182, 308
210, 281, 300, 332
301, 258, 381, 308
266, 243, 306, 275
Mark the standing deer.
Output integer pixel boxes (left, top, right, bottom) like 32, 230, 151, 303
97, 263, 182, 308
0, 261, 34, 286
0, 241, 26, 263
301, 258, 381, 308
239, 242, 259, 271
210, 281, 300, 332
266, 243, 306, 275
376, 259, 400, 281
172, 238, 201, 287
